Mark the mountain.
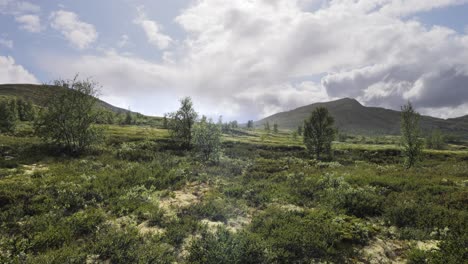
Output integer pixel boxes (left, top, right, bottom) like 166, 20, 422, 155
254, 98, 468, 137
0, 84, 129, 114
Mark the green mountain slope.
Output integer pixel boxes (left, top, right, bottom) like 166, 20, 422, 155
254, 98, 468, 137
0, 84, 129, 114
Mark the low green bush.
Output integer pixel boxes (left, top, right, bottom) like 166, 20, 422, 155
316, 174, 384, 217
187, 227, 267, 264
249, 207, 376, 263
67, 208, 105, 236
162, 215, 199, 247
116, 141, 157, 162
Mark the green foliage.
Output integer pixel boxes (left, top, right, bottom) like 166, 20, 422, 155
407, 248, 430, 264
117, 141, 157, 162
167, 97, 198, 149
264, 121, 270, 132
273, 123, 278, 133
291, 131, 298, 141
192, 116, 222, 162
188, 228, 266, 264
297, 125, 303, 136
250, 207, 375, 262
67, 208, 106, 236
316, 174, 384, 217
124, 110, 134, 125
0, 118, 467, 263
92, 225, 174, 264
401, 102, 423, 168
426, 129, 446, 150
247, 120, 253, 129
162, 113, 168, 128
34, 77, 103, 154
337, 131, 348, 142
406, 226, 468, 264
184, 194, 233, 222
16, 98, 35, 121
303, 106, 335, 160
0, 100, 17, 133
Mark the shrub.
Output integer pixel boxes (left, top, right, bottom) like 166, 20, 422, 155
163, 215, 199, 247
167, 97, 198, 149
192, 116, 222, 162
407, 248, 430, 264
26, 244, 87, 264
34, 77, 103, 154
316, 174, 384, 217
187, 228, 267, 264
116, 141, 156, 161
426, 129, 446, 150
250, 207, 375, 262
183, 194, 235, 223
0, 100, 17, 133
91, 225, 174, 263
384, 195, 465, 231
67, 208, 105, 236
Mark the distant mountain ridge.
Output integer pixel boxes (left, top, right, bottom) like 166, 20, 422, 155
254, 98, 468, 137
0, 84, 130, 114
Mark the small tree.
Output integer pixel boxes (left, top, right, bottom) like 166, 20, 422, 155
230, 120, 238, 129
0, 100, 17, 133
273, 123, 278, 134
247, 120, 254, 129
16, 98, 35, 121
426, 129, 445, 150
34, 76, 103, 153
400, 102, 423, 168
168, 97, 198, 149
7, 99, 18, 120
221, 122, 231, 134
291, 131, 298, 141
124, 110, 133, 125
162, 114, 168, 129
297, 125, 303, 136
337, 130, 348, 142
264, 121, 270, 132
303, 107, 335, 160
192, 116, 222, 162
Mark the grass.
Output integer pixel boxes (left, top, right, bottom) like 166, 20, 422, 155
0, 124, 467, 263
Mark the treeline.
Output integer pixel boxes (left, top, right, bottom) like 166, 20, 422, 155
0, 76, 456, 161
0, 98, 36, 133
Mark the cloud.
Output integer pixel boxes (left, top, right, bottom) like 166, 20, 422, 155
117, 34, 130, 48
0, 56, 39, 84
134, 7, 172, 50
379, 0, 468, 17
40, 0, 468, 120
0, 0, 40, 15
50, 10, 98, 50
15, 14, 42, 32
0, 38, 13, 49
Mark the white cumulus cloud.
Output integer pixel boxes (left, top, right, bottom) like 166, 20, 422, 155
0, 56, 39, 84
15, 14, 42, 32
0, 0, 40, 15
50, 10, 98, 50
134, 7, 172, 50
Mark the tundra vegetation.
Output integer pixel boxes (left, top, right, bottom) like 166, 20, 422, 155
0, 83, 467, 263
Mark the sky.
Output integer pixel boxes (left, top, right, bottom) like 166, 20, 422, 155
1, 0, 468, 122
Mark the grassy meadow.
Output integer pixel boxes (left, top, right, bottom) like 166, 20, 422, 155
0, 124, 467, 263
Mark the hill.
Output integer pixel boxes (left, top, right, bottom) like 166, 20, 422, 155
254, 98, 468, 137
0, 84, 129, 114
